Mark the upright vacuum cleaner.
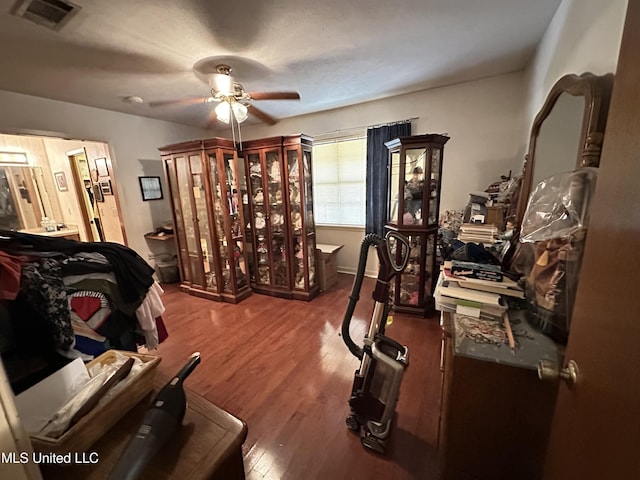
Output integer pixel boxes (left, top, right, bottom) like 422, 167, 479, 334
342, 231, 411, 454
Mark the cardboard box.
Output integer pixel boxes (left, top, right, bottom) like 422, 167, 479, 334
316, 244, 343, 291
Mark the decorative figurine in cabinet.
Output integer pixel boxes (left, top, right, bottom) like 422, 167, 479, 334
241, 134, 319, 300
160, 138, 251, 303
385, 134, 449, 316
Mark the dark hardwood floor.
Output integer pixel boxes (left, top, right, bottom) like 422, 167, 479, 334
155, 274, 443, 480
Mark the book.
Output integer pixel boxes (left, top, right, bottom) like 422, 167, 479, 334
434, 272, 506, 320
449, 260, 503, 282
442, 269, 524, 298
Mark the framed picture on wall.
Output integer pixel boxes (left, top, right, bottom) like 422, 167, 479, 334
95, 157, 109, 177
139, 176, 163, 201
54, 171, 68, 192
93, 183, 104, 202
99, 179, 112, 195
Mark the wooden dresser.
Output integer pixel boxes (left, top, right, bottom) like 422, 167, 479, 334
437, 311, 559, 480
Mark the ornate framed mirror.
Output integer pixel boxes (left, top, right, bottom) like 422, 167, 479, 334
514, 72, 614, 226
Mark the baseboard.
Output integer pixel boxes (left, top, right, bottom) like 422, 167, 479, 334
337, 267, 378, 279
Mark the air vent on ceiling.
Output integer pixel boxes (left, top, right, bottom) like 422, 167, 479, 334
12, 0, 80, 31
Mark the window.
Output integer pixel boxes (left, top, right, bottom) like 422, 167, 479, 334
312, 136, 367, 226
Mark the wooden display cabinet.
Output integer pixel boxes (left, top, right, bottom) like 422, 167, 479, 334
240, 134, 319, 300
160, 138, 251, 303
385, 134, 449, 316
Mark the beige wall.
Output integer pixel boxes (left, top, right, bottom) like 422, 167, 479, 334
524, 0, 628, 126
238, 73, 528, 274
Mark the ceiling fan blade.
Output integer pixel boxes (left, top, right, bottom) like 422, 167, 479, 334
205, 107, 219, 129
248, 105, 278, 125
149, 97, 211, 108
247, 91, 300, 101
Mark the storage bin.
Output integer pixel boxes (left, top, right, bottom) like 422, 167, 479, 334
156, 254, 179, 283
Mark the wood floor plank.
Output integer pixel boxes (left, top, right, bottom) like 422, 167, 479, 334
155, 274, 442, 479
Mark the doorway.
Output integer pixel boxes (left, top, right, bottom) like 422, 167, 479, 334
67, 149, 125, 244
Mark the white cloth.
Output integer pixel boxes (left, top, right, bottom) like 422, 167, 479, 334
135, 282, 165, 349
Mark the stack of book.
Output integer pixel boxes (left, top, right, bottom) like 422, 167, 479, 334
457, 223, 500, 245
434, 260, 524, 321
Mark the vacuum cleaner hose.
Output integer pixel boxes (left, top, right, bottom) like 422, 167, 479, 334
341, 233, 383, 360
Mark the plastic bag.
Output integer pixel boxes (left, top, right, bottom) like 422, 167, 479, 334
518, 167, 598, 344
520, 167, 598, 243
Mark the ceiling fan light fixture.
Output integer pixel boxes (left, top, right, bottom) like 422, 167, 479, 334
232, 102, 248, 123
212, 72, 233, 96
215, 101, 231, 124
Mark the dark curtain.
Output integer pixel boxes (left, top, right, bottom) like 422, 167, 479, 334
365, 122, 412, 235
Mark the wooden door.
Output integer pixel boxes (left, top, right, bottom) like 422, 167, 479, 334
544, 1, 640, 477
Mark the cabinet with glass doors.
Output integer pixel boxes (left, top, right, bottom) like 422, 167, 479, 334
160, 138, 251, 303
240, 134, 319, 300
385, 134, 449, 316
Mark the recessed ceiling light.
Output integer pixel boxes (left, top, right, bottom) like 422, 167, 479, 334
123, 96, 144, 104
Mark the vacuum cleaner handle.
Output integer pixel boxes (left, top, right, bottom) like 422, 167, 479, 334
375, 231, 411, 281
372, 231, 410, 303
342, 234, 384, 359
385, 231, 411, 273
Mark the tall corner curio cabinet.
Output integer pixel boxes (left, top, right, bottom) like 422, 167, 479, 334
385, 134, 450, 316
240, 134, 319, 301
160, 138, 251, 303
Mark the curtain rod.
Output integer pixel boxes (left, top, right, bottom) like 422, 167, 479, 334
311, 117, 418, 139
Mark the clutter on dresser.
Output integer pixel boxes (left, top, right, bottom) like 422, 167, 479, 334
462, 192, 490, 223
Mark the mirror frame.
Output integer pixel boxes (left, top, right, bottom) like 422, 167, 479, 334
515, 72, 614, 227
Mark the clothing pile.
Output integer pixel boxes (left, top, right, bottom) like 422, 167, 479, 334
0, 230, 168, 364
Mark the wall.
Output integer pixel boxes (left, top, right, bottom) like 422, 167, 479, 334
524, 0, 628, 126
0, 90, 207, 260
237, 72, 528, 274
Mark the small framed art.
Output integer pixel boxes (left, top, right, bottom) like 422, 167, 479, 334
95, 157, 109, 177
54, 171, 68, 192
139, 176, 163, 201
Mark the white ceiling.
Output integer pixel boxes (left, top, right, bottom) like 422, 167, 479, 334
0, 0, 561, 128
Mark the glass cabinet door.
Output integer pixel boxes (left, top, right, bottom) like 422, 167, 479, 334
237, 154, 254, 281
403, 147, 428, 226
302, 149, 316, 287
165, 157, 191, 283
266, 149, 288, 288
428, 148, 442, 226
388, 150, 401, 223
208, 151, 248, 293
188, 153, 216, 290
246, 152, 270, 286
400, 233, 424, 307
176, 155, 204, 287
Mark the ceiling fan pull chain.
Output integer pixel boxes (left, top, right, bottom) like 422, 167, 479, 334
237, 115, 243, 150
230, 109, 237, 145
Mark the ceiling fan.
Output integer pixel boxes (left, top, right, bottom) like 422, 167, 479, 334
149, 64, 300, 126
